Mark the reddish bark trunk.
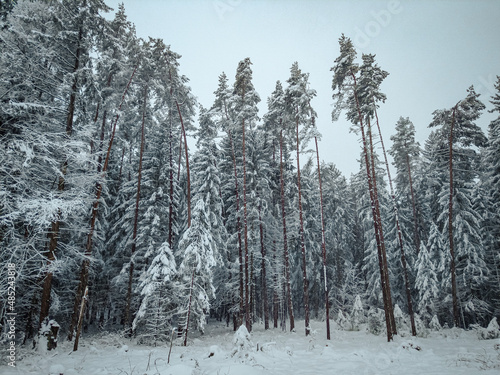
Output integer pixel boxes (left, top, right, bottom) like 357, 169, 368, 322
295, 115, 310, 336
124, 85, 148, 333
279, 130, 294, 332
373, 105, 416, 336
227, 128, 244, 328
351, 72, 395, 341
449, 105, 460, 328
183, 269, 195, 346
314, 137, 330, 340
258, 200, 270, 329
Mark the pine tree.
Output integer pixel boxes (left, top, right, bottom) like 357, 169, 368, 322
428, 86, 488, 327
331, 34, 396, 341
284, 62, 318, 336
229, 58, 260, 332
481, 76, 500, 318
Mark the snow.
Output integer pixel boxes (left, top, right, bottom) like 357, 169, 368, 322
2, 320, 499, 375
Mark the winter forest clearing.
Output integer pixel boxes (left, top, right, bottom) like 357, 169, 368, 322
1, 0, 500, 373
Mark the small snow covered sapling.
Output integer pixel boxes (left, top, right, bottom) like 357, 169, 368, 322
476, 318, 500, 340
231, 325, 253, 358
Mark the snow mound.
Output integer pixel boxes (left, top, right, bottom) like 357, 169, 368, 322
231, 325, 253, 358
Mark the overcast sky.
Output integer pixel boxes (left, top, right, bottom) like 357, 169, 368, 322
105, 0, 500, 177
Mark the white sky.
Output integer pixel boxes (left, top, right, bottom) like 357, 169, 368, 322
105, 0, 500, 177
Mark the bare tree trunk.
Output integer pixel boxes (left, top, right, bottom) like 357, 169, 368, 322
227, 128, 244, 328
272, 240, 279, 329
314, 137, 330, 340
241, 111, 251, 332
372, 105, 416, 336
367, 120, 396, 337
124, 85, 148, 334
405, 151, 421, 256
73, 287, 88, 352
279, 130, 294, 332
258, 200, 269, 329
183, 269, 195, 346
175, 100, 191, 228
294, 114, 310, 336
448, 105, 460, 328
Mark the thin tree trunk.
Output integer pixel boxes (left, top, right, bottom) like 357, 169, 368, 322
175, 100, 191, 228
373, 105, 416, 336
294, 113, 310, 336
258, 199, 270, 329
314, 137, 330, 340
183, 269, 195, 346
406, 151, 421, 255
68, 64, 137, 344
241, 95, 251, 332
227, 128, 244, 328
124, 85, 148, 334
448, 105, 460, 328
367, 119, 396, 337
279, 130, 294, 332
272, 240, 279, 329
73, 287, 88, 352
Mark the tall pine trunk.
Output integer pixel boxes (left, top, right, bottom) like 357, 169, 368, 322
351, 71, 395, 341
241, 93, 251, 332
279, 130, 294, 332
314, 137, 330, 340
448, 105, 460, 328
258, 199, 270, 329
294, 114, 310, 336
227, 128, 244, 328
124, 85, 148, 334
373, 105, 416, 336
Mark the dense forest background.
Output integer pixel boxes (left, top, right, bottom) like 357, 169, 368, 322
1, 0, 499, 348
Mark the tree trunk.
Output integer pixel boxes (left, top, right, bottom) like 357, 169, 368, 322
314, 137, 330, 340
367, 119, 397, 337
258, 200, 270, 329
294, 114, 310, 336
124, 85, 148, 334
279, 130, 294, 332
241, 99, 251, 332
73, 287, 88, 352
373, 105, 416, 336
449, 105, 460, 328
175, 100, 191, 228
351, 72, 395, 341
183, 269, 195, 346
227, 128, 244, 328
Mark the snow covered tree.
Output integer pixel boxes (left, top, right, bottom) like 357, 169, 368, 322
133, 241, 176, 345
428, 85, 488, 327
229, 58, 260, 332
481, 76, 500, 318
284, 62, 318, 336
176, 199, 220, 345
331, 34, 396, 341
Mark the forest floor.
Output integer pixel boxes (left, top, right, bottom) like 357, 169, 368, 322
2, 319, 499, 375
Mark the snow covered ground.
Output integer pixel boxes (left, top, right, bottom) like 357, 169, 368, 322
2, 319, 499, 375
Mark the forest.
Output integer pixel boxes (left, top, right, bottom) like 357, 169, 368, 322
0, 0, 499, 353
